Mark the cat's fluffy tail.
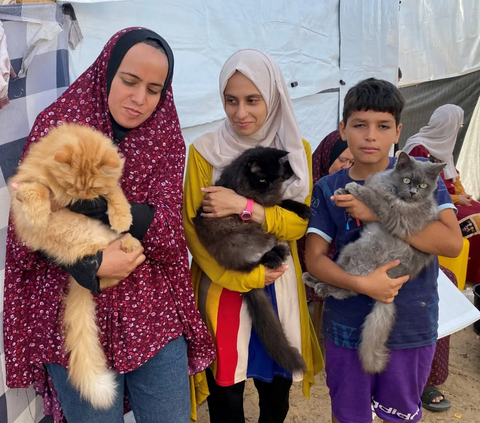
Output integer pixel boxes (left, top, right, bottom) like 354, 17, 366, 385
243, 289, 306, 373
63, 278, 117, 409
358, 301, 396, 374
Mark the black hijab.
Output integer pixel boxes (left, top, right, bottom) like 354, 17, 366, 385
105, 29, 175, 143
329, 138, 348, 168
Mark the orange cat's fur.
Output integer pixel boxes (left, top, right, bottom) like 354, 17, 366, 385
10, 123, 141, 409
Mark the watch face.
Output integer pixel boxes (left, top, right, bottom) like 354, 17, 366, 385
240, 211, 252, 221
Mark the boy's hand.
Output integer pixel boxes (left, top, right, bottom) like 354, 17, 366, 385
331, 194, 378, 222
356, 260, 409, 303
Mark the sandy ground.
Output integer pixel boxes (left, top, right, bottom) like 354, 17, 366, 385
196, 323, 480, 423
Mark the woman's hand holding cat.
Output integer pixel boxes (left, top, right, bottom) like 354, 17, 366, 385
97, 234, 145, 280
201, 186, 266, 223
457, 194, 472, 206
201, 186, 246, 216
331, 194, 378, 222
357, 260, 410, 303
265, 264, 288, 286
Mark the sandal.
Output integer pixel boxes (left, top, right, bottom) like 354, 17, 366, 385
421, 386, 452, 412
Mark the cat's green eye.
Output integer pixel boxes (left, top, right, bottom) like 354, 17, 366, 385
259, 179, 266, 183
403, 178, 411, 184
419, 183, 428, 189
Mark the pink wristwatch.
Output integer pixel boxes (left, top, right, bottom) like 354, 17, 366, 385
240, 198, 254, 221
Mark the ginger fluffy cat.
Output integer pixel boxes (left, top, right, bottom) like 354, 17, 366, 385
10, 123, 140, 409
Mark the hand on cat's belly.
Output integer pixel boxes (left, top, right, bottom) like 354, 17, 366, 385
357, 260, 410, 303
331, 193, 378, 222
200, 186, 246, 218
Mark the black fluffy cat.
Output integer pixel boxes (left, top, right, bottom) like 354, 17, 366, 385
194, 147, 310, 373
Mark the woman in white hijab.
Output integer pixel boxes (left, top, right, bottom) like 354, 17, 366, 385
183, 50, 323, 422
403, 105, 480, 285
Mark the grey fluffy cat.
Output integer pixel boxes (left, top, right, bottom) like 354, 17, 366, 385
194, 146, 310, 373
303, 152, 446, 373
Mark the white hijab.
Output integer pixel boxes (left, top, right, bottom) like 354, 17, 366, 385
193, 49, 309, 202
403, 104, 464, 181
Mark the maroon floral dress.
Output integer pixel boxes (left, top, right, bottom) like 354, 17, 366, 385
3, 27, 215, 422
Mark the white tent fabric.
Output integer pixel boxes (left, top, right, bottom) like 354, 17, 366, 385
1, 1, 480, 422
339, 0, 399, 115
399, 0, 480, 87
66, 0, 400, 150
67, 0, 341, 134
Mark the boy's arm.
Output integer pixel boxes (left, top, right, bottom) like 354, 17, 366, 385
404, 208, 463, 257
305, 233, 409, 303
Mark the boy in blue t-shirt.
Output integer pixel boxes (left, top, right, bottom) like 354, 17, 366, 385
306, 78, 463, 423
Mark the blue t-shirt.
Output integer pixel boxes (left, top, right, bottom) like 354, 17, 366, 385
307, 157, 456, 350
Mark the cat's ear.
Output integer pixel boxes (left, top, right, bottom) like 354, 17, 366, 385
100, 150, 121, 169
54, 144, 74, 166
99, 150, 121, 176
426, 162, 447, 179
282, 161, 294, 179
275, 150, 289, 161
396, 151, 413, 171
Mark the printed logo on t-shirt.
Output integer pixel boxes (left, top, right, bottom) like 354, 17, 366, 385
331, 321, 358, 348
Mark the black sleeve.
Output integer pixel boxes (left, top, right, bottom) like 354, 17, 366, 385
67, 200, 154, 240
67, 197, 110, 225
38, 251, 102, 294
129, 203, 155, 240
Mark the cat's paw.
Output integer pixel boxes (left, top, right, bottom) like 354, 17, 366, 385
99, 278, 121, 290
344, 182, 361, 195
108, 209, 133, 233
280, 200, 311, 220
261, 253, 284, 269
261, 247, 288, 269
271, 244, 290, 261
120, 234, 142, 253
334, 188, 350, 196
330, 289, 358, 300
18, 183, 51, 228
296, 204, 311, 220
302, 272, 320, 289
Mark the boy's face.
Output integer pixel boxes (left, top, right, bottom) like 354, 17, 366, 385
339, 110, 402, 166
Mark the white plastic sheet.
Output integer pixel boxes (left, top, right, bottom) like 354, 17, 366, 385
438, 269, 480, 339
399, 0, 480, 86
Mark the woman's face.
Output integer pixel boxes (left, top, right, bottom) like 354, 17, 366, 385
108, 42, 168, 128
328, 147, 354, 174
224, 71, 268, 136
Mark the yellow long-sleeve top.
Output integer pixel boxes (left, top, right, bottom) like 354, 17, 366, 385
184, 141, 324, 420
450, 177, 467, 204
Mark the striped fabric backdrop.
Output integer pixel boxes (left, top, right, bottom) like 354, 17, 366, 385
0, 3, 69, 422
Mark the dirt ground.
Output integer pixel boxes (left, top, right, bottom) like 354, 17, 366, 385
196, 321, 480, 423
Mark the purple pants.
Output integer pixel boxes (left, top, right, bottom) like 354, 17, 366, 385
325, 339, 435, 423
